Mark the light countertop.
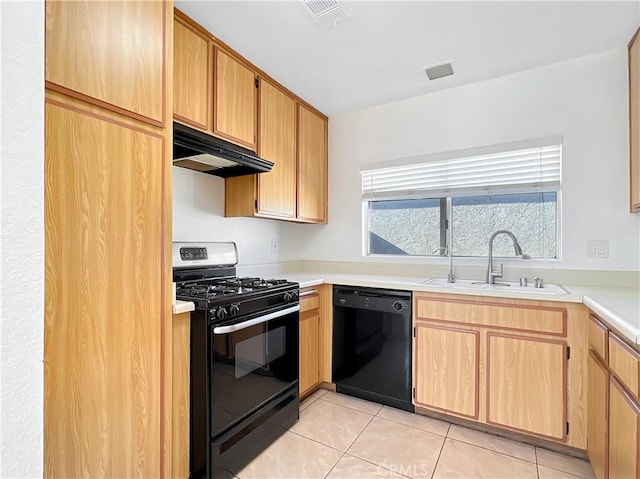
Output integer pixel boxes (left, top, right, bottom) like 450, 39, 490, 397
173, 300, 195, 315
279, 272, 640, 346
171, 272, 639, 346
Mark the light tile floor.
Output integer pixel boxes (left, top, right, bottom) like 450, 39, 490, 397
229, 390, 596, 479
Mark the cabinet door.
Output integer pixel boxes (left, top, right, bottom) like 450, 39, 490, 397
300, 311, 321, 395
297, 104, 328, 223
214, 48, 257, 149
45, 0, 165, 124
587, 352, 609, 479
257, 79, 297, 218
44, 100, 163, 478
629, 28, 640, 212
414, 324, 479, 418
609, 377, 640, 479
174, 16, 211, 130
487, 334, 566, 440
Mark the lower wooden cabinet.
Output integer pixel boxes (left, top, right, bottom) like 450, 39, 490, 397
587, 352, 609, 479
414, 324, 479, 418
172, 312, 191, 479
587, 312, 640, 479
413, 293, 586, 449
300, 309, 321, 395
299, 288, 322, 396
608, 376, 640, 479
486, 334, 567, 440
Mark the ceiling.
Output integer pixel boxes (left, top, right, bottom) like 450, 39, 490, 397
175, 1, 640, 117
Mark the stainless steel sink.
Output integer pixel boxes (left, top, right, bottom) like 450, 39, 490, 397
420, 278, 570, 295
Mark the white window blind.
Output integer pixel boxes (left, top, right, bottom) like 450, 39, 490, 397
362, 141, 562, 200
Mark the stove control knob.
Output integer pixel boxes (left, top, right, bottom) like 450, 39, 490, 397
229, 303, 240, 316
216, 307, 228, 320
283, 292, 293, 303
292, 291, 299, 301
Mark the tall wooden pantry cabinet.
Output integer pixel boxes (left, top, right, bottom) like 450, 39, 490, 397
44, 1, 174, 477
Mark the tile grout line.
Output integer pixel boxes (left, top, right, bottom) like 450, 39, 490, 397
341, 453, 413, 479
444, 425, 538, 465
375, 407, 450, 438
317, 395, 383, 416
429, 432, 448, 479
287, 428, 351, 455
322, 411, 379, 479
441, 437, 538, 465
535, 447, 594, 479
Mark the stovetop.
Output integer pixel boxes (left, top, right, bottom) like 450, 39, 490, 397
175, 275, 299, 319
176, 277, 293, 300
172, 242, 299, 319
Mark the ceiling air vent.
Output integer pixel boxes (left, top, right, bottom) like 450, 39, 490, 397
424, 63, 454, 80
300, 0, 353, 29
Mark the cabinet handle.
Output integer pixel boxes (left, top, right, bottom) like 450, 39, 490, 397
299, 289, 317, 297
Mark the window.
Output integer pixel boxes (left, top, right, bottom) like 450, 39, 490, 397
363, 138, 561, 259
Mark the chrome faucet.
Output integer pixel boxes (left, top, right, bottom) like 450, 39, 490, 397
485, 230, 530, 284
432, 247, 455, 283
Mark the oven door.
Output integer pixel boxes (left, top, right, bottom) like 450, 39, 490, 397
210, 304, 300, 439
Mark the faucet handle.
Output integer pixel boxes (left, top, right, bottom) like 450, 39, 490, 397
491, 263, 504, 279
534, 277, 543, 288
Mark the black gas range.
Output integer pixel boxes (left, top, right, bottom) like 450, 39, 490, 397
173, 242, 300, 479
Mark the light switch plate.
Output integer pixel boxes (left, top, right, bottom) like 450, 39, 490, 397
596, 240, 609, 258
270, 238, 279, 255
585, 240, 609, 258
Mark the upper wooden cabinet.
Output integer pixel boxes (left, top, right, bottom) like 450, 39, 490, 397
297, 104, 328, 223
173, 15, 211, 130
257, 79, 297, 218
224, 87, 328, 223
172, 9, 329, 224
45, 1, 165, 126
629, 27, 640, 213
214, 48, 258, 150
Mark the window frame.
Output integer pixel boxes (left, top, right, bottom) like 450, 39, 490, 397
362, 188, 562, 260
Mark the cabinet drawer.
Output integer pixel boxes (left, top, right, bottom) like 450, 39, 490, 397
609, 333, 640, 398
415, 297, 566, 336
300, 290, 319, 313
589, 315, 608, 362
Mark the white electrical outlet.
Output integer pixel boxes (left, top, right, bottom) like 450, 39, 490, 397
270, 238, 279, 255
585, 240, 609, 258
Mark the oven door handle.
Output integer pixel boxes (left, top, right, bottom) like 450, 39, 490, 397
212, 305, 300, 335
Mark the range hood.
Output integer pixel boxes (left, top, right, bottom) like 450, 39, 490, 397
173, 122, 273, 178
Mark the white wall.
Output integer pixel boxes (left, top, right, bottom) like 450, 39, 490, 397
0, 1, 45, 477
173, 167, 305, 267
300, 48, 640, 272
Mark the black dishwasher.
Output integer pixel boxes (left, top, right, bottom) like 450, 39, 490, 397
332, 285, 414, 412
